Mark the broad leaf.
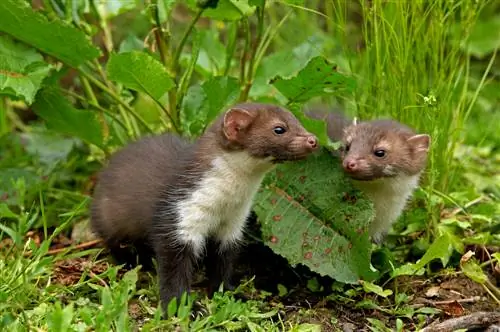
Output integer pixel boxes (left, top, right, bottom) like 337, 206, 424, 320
181, 76, 240, 136
360, 280, 393, 298
32, 88, 104, 148
21, 131, 78, 170
0, 35, 51, 104
452, 16, 500, 58
107, 51, 175, 101
0, 0, 100, 67
254, 149, 377, 283
391, 234, 455, 278
461, 257, 488, 284
270, 56, 356, 103
252, 37, 322, 99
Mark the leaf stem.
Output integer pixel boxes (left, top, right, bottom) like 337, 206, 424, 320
240, 2, 266, 101
150, 0, 170, 67
172, 9, 204, 73
238, 19, 251, 101
77, 69, 154, 134
62, 89, 127, 135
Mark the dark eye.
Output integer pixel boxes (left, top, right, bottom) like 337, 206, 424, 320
374, 149, 386, 157
344, 144, 350, 152
273, 126, 286, 135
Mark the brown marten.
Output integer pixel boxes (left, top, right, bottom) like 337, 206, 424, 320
91, 103, 319, 311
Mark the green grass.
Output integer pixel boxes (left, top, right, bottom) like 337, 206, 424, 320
0, 0, 499, 330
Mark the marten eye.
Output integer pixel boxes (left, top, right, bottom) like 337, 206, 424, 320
344, 144, 350, 152
273, 126, 287, 135
374, 149, 386, 157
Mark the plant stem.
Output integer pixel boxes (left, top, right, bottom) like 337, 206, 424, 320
62, 89, 128, 135
77, 69, 154, 134
79, 74, 110, 142
239, 3, 266, 102
0, 97, 9, 137
238, 19, 251, 101
150, 0, 170, 67
172, 9, 204, 73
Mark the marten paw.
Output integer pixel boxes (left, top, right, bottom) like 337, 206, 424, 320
191, 300, 209, 318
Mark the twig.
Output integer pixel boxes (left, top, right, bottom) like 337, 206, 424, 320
23, 239, 102, 257
421, 311, 500, 332
433, 297, 482, 305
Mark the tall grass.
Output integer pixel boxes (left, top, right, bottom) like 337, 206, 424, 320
320, 0, 492, 233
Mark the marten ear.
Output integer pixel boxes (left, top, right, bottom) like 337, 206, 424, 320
407, 134, 430, 153
223, 108, 254, 141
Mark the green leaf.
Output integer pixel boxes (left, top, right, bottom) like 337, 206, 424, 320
181, 76, 240, 136
454, 16, 500, 58
251, 37, 322, 99
21, 131, 78, 169
287, 103, 330, 147
107, 51, 175, 101
391, 234, 455, 278
277, 284, 288, 297
270, 56, 356, 104
32, 88, 104, 148
461, 257, 488, 284
0, 35, 51, 104
360, 280, 393, 298
187, 0, 256, 21
0, 203, 18, 219
0, 0, 100, 67
254, 149, 376, 283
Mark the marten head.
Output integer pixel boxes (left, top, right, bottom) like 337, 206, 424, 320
340, 119, 430, 181
212, 103, 318, 163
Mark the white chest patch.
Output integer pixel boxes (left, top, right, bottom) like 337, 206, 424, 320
175, 151, 274, 256
354, 174, 420, 242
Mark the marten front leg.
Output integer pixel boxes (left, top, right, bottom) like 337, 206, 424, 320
205, 238, 239, 296
206, 219, 245, 297
155, 240, 197, 311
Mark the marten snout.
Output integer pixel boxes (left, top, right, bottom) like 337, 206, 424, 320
305, 135, 318, 150
343, 158, 359, 172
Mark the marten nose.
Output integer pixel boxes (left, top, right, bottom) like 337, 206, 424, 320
306, 135, 318, 149
343, 159, 358, 171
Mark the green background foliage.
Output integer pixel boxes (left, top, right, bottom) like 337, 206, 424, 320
0, 0, 499, 330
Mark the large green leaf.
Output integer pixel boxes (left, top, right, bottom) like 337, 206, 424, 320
181, 76, 240, 136
107, 51, 175, 101
270, 56, 356, 103
254, 149, 377, 283
0, 35, 51, 104
32, 88, 104, 148
0, 0, 100, 67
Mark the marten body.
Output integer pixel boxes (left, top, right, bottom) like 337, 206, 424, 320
307, 109, 430, 243
91, 103, 318, 310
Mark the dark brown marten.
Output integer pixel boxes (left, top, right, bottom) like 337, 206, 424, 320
91, 103, 318, 311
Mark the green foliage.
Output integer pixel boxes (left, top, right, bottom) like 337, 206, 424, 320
0, 0, 100, 67
107, 52, 175, 101
0, 36, 51, 104
270, 56, 356, 104
255, 150, 376, 283
0, 0, 499, 330
32, 88, 104, 148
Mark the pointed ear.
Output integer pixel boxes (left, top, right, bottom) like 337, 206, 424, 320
407, 134, 430, 153
223, 108, 254, 141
